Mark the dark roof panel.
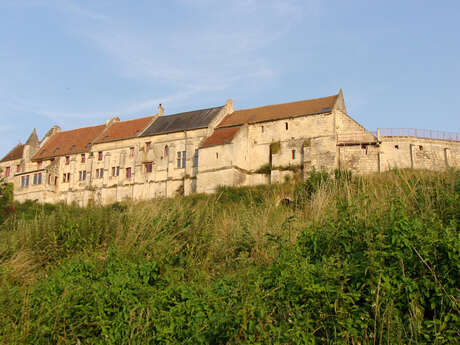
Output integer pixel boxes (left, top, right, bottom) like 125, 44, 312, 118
141, 106, 223, 137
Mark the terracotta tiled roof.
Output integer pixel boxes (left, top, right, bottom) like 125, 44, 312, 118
1, 143, 24, 163
201, 127, 241, 147
218, 94, 338, 128
33, 124, 106, 161
95, 115, 156, 144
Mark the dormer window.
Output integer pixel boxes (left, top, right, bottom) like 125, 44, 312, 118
70, 144, 75, 151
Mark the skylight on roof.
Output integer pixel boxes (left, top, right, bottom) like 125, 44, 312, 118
54, 148, 60, 153
322, 107, 331, 112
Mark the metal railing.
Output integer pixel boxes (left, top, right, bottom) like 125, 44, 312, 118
373, 128, 460, 141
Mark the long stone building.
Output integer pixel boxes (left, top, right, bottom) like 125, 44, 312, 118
1, 90, 459, 206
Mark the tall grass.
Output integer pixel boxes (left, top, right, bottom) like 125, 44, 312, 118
0, 169, 458, 344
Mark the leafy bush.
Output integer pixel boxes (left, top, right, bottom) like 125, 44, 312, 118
0, 169, 458, 344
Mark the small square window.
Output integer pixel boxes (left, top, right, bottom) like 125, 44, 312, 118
395, 145, 399, 149
419, 145, 423, 150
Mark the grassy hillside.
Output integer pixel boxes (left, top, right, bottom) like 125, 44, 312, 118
0, 169, 459, 344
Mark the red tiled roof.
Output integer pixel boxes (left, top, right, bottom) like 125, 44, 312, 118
95, 115, 155, 143
218, 94, 338, 128
1, 143, 24, 163
32, 124, 106, 161
201, 127, 241, 147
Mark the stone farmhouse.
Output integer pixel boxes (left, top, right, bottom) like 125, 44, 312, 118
1, 90, 459, 206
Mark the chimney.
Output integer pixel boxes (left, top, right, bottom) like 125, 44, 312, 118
225, 99, 234, 113
158, 103, 164, 116
105, 116, 120, 127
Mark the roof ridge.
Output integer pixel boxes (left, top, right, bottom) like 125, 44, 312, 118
114, 114, 156, 123
234, 94, 338, 112
54, 123, 106, 135
163, 105, 224, 118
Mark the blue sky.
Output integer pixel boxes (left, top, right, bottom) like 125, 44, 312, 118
1, 0, 459, 158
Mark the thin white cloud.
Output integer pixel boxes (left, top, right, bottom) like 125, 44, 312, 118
0, 0, 108, 21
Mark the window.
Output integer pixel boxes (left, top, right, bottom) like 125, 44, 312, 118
96, 168, 104, 179
98, 151, 103, 161
145, 162, 153, 173
65, 156, 70, 165
79, 171, 87, 181
216, 152, 219, 159
112, 167, 120, 177
361, 144, 368, 155
21, 175, 29, 187
285, 122, 288, 130
37, 161, 42, 169
5, 166, 10, 177
79, 171, 82, 180
48, 174, 52, 185
164, 145, 169, 157
145, 141, 151, 149
419, 145, 423, 150
292, 150, 296, 160
177, 151, 186, 168
33, 174, 37, 185
16, 165, 20, 172
130, 147, 135, 157
126, 167, 132, 178
193, 149, 199, 167
81, 154, 86, 163
63, 173, 70, 183
261, 126, 264, 133
38, 173, 42, 185
395, 145, 399, 149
